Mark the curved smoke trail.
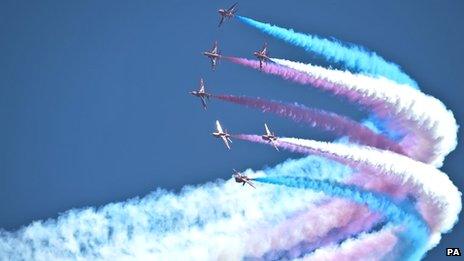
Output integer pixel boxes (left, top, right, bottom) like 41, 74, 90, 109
0, 157, 371, 260
0, 14, 460, 261
236, 15, 418, 88
300, 227, 399, 261
231, 135, 461, 241
271, 58, 458, 167
254, 176, 429, 260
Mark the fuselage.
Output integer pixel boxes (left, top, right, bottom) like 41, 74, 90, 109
190, 91, 206, 97
203, 52, 220, 59
254, 52, 268, 60
212, 132, 230, 138
218, 9, 234, 18
234, 175, 249, 183
190, 91, 209, 98
262, 135, 276, 141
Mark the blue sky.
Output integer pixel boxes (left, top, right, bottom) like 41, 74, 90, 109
1, 1, 463, 259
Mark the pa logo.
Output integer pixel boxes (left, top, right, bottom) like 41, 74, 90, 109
446, 248, 461, 256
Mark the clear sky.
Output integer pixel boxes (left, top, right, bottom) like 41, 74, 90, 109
1, 0, 462, 259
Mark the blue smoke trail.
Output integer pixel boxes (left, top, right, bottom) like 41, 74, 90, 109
254, 176, 429, 260
236, 16, 418, 88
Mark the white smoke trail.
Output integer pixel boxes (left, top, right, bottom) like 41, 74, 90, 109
272, 58, 458, 168
278, 137, 461, 247
246, 199, 380, 258
0, 157, 360, 260
298, 225, 399, 261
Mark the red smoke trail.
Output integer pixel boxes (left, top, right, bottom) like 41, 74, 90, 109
214, 94, 405, 155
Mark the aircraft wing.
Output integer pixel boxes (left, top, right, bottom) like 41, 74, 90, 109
221, 136, 231, 149
200, 97, 207, 110
212, 42, 218, 53
218, 17, 225, 27
262, 44, 268, 54
228, 2, 238, 12
246, 180, 256, 188
264, 123, 271, 135
199, 78, 205, 92
216, 120, 224, 133
271, 140, 280, 151
211, 58, 217, 69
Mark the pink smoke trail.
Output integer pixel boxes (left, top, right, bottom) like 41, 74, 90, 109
214, 94, 405, 155
231, 134, 409, 258
224, 56, 447, 166
271, 58, 458, 168
245, 199, 381, 258
232, 134, 407, 198
231, 134, 459, 238
224, 56, 386, 110
302, 226, 399, 261
232, 134, 363, 171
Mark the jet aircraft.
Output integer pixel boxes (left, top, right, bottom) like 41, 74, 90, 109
190, 78, 212, 110
253, 43, 270, 70
212, 120, 232, 149
261, 123, 279, 151
203, 41, 221, 70
218, 3, 238, 27
233, 169, 256, 188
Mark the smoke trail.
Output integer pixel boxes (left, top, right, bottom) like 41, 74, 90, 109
246, 199, 381, 259
271, 58, 458, 167
2, 62, 455, 260
254, 176, 429, 260
236, 15, 418, 88
232, 134, 461, 244
247, 158, 384, 260
213, 94, 405, 154
300, 226, 399, 261
1, 12, 459, 261
0, 157, 376, 260
278, 137, 462, 236
224, 56, 394, 110
225, 56, 457, 167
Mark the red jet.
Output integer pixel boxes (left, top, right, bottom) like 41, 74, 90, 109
203, 41, 221, 70
212, 120, 232, 150
261, 123, 279, 151
233, 169, 255, 188
253, 43, 270, 70
218, 3, 238, 27
190, 78, 212, 110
